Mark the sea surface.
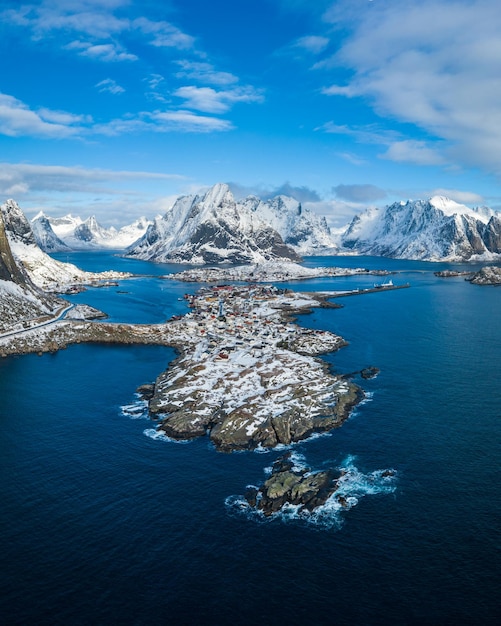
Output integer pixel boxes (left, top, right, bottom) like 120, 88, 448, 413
1, 253, 499, 625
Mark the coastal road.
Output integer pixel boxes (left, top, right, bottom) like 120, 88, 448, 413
0, 303, 75, 340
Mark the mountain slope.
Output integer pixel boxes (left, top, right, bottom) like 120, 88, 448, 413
341, 196, 501, 261
2, 200, 129, 291
126, 183, 334, 264
0, 205, 64, 333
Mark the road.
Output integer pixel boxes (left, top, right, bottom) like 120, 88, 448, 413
0, 303, 75, 340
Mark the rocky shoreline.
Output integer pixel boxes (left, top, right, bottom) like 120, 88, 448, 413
466, 265, 501, 285
142, 285, 364, 451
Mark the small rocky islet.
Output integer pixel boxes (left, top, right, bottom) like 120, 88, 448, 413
242, 451, 397, 518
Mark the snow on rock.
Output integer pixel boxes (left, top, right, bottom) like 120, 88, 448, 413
1, 199, 131, 292
341, 197, 501, 261
164, 260, 383, 283
467, 265, 501, 285
0, 204, 65, 333
31, 212, 71, 252
146, 284, 362, 451
126, 183, 337, 264
43, 213, 151, 250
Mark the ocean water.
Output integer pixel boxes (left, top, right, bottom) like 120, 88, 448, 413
1, 254, 499, 625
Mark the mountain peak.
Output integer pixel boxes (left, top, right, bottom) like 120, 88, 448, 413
126, 185, 335, 264
202, 183, 234, 206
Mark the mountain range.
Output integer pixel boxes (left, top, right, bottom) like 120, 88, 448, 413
31, 212, 151, 251
342, 196, 501, 261
13, 186, 501, 263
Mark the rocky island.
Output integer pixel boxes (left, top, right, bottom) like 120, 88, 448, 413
466, 265, 501, 285
241, 452, 397, 518
164, 260, 392, 283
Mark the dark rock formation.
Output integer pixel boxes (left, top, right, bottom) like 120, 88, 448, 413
245, 452, 342, 516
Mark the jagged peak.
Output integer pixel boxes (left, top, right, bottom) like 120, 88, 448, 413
202, 183, 234, 206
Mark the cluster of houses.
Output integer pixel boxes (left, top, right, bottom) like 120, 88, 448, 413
173, 284, 331, 362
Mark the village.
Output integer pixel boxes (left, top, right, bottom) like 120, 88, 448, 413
176, 283, 346, 360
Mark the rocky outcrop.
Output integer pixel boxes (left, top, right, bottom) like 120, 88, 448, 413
0, 204, 65, 333
0, 204, 29, 285
245, 452, 342, 516
139, 284, 366, 451
467, 266, 501, 285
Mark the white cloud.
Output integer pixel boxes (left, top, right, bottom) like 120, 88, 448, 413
66, 40, 137, 62
333, 184, 387, 203
174, 86, 264, 114
0, 163, 184, 196
174, 61, 239, 86
0, 93, 87, 138
317, 121, 399, 146
0, 91, 234, 138
294, 35, 329, 54
381, 140, 446, 167
320, 0, 501, 175
149, 110, 234, 133
133, 17, 195, 50
428, 189, 485, 205
321, 84, 356, 97
96, 78, 125, 94
0, 162, 187, 224
337, 152, 368, 167
1, 1, 195, 61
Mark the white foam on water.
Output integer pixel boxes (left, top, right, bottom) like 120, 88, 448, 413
253, 431, 332, 455
120, 399, 149, 419
143, 428, 192, 444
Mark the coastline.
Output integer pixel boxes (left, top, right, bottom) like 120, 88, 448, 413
0, 284, 369, 451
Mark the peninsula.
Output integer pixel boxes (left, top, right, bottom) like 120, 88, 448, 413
1, 283, 373, 451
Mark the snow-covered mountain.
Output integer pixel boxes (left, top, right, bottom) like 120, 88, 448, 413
126, 183, 335, 264
2, 200, 129, 291
341, 196, 501, 261
0, 203, 64, 332
35, 213, 151, 250
31, 212, 71, 252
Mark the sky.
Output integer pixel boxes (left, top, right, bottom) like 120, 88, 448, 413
1, 0, 501, 227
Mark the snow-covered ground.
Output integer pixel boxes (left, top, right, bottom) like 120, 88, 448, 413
164, 260, 389, 283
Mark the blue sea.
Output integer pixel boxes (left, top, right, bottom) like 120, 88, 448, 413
1, 253, 499, 625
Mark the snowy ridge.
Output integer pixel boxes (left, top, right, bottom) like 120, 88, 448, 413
2, 200, 130, 291
341, 196, 501, 261
37, 213, 151, 250
126, 183, 336, 264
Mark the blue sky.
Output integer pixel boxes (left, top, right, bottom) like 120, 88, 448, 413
1, 0, 500, 227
